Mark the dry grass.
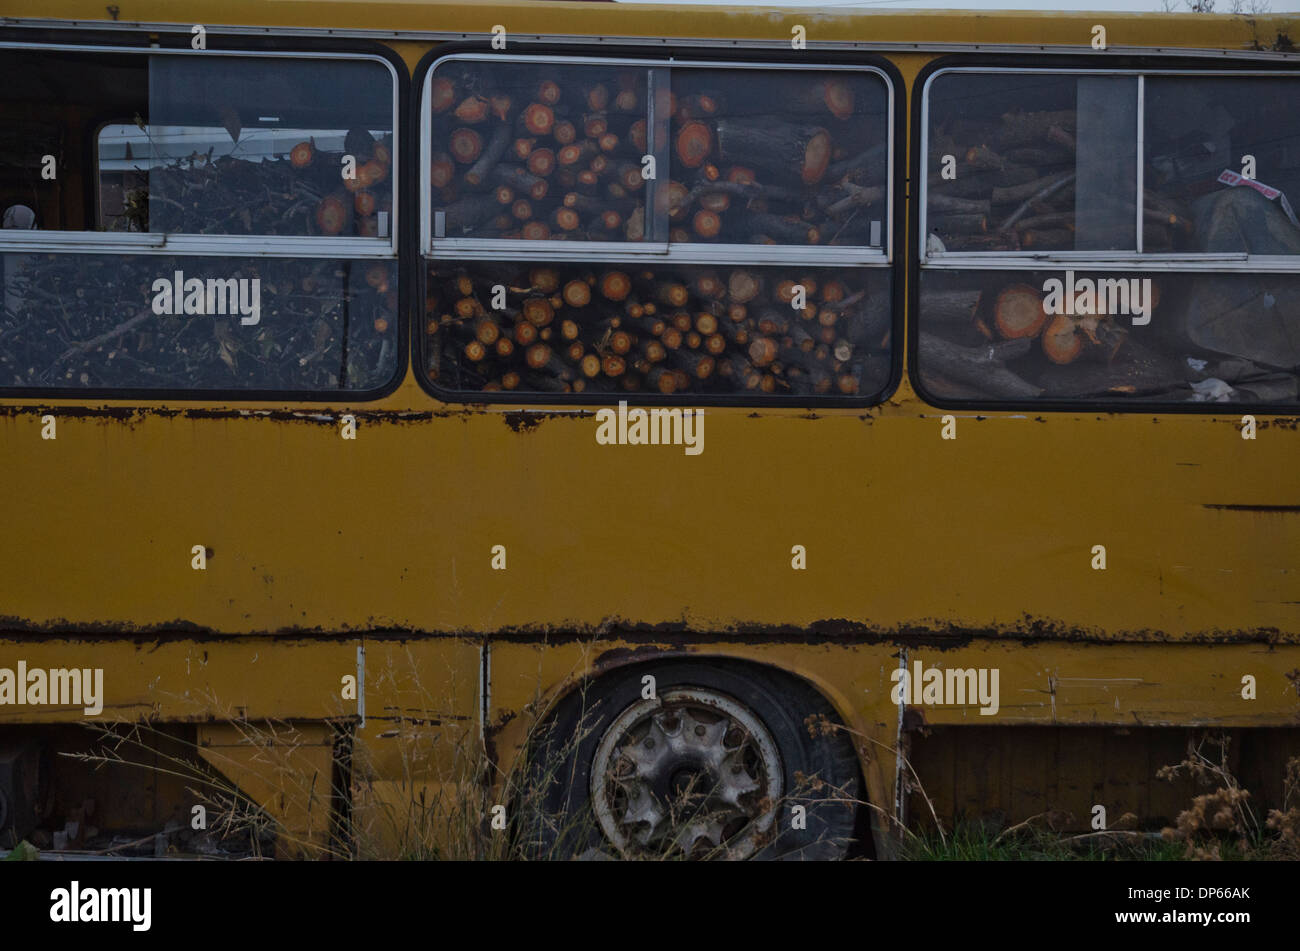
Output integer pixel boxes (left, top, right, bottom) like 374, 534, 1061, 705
54, 666, 1300, 863
901, 729, 1300, 861
57, 670, 865, 860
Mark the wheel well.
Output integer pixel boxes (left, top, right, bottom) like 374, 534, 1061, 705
523, 653, 875, 858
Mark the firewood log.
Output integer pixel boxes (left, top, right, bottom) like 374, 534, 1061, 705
430, 153, 455, 189
792, 78, 855, 120
964, 145, 1005, 171
453, 95, 490, 124
520, 103, 555, 137
526, 148, 556, 177
991, 171, 1075, 208
735, 212, 819, 244
727, 270, 763, 304
998, 109, 1076, 149
557, 140, 597, 167
715, 119, 832, 185
992, 284, 1047, 339
490, 164, 547, 200
464, 124, 512, 187
919, 288, 982, 329
1004, 147, 1072, 166
431, 77, 456, 113
929, 194, 992, 216
931, 213, 988, 236
599, 271, 632, 301
919, 333, 1042, 398
826, 143, 887, 181
441, 194, 499, 234
1020, 228, 1074, 249
553, 120, 577, 145
449, 128, 483, 164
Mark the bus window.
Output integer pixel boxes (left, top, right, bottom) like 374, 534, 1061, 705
0, 45, 401, 396
424, 262, 891, 399
426, 58, 890, 255
917, 67, 1300, 410
420, 54, 896, 403
924, 71, 1137, 253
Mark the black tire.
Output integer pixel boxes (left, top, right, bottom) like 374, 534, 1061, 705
517, 660, 861, 860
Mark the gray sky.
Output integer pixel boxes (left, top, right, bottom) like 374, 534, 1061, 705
618, 0, 1300, 10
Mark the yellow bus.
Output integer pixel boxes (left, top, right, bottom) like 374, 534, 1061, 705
0, 0, 1297, 860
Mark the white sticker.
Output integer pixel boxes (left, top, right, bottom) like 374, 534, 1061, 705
870, 220, 881, 247
378, 210, 390, 238
1217, 168, 1299, 227
434, 210, 446, 238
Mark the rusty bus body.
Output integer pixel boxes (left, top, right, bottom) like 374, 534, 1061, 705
0, 1, 1296, 859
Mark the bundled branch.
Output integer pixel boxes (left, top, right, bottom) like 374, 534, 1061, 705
926, 108, 1192, 252
146, 129, 395, 238
425, 264, 890, 397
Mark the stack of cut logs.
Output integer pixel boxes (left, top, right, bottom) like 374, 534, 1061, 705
430, 68, 651, 240
0, 255, 397, 390
429, 65, 885, 245
146, 127, 395, 238
426, 263, 891, 396
927, 109, 1193, 252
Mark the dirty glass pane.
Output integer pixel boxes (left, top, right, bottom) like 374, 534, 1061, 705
0, 253, 397, 391
926, 72, 1137, 253
424, 262, 891, 400
0, 50, 394, 238
144, 56, 395, 237
916, 268, 1300, 406
1144, 76, 1300, 254
664, 68, 888, 248
428, 60, 651, 241
0, 49, 146, 232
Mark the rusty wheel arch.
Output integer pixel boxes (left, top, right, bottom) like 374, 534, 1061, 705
494, 647, 872, 794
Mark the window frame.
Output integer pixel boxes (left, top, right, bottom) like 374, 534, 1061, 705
920, 63, 1300, 272
421, 51, 895, 267
911, 54, 1300, 415
0, 40, 401, 260
0, 36, 409, 402
414, 43, 904, 408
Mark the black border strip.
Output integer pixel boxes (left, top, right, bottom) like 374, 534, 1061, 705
410, 39, 906, 409
0, 27, 411, 404
909, 51, 1300, 416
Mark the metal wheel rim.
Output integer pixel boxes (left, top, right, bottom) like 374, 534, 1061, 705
589, 686, 783, 859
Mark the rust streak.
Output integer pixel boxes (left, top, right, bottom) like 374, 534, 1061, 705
1203, 504, 1300, 513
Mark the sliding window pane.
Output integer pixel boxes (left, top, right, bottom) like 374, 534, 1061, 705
428, 59, 651, 242
926, 72, 1137, 253
665, 67, 889, 248
1144, 76, 1300, 254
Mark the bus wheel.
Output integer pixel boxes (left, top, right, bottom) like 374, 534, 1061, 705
524, 661, 861, 860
